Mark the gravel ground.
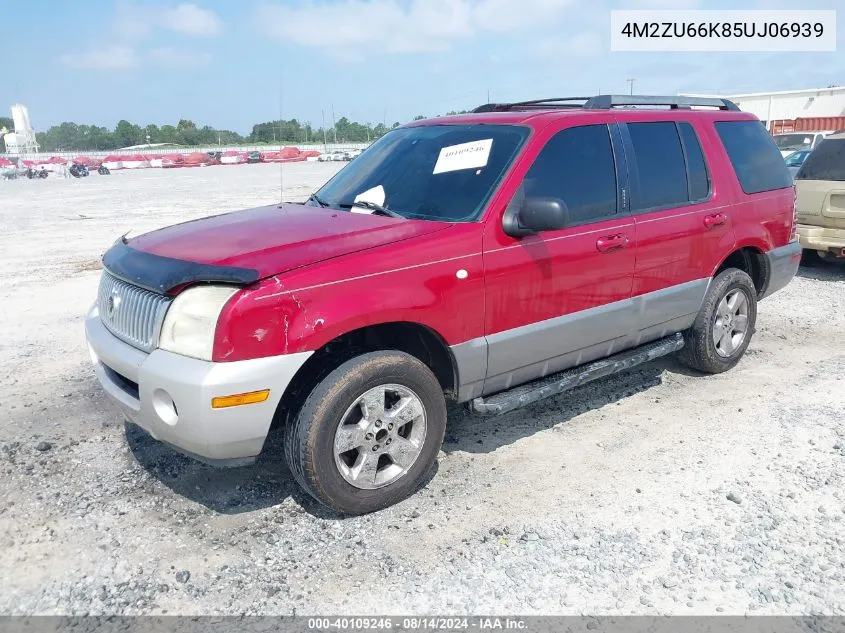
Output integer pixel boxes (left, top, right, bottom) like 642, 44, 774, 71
1, 164, 844, 616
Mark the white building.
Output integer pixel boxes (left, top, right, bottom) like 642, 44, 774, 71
680, 86, 845, 133
3, 103, 39, 155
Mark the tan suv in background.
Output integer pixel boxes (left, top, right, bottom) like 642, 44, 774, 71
795, 131, 845, 262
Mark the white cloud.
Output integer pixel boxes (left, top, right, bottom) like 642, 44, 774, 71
112, 1, 153, 40
112, 1, 223, 40
256, 0, 578, 56
58, 46, 138, 70
149, 46, 213, 68
472, 0, 574, 33
60, 2, 219, 72
162, 4, 224, 37
528, 32, 604, 59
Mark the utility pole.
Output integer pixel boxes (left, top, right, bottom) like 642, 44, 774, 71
331, 105, 337, 144
321, 110, 327, 152
626, 78, 636, 95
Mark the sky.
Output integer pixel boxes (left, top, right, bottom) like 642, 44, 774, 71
3, 0, 843, 135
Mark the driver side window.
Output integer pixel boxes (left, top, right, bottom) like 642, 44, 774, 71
522, 124, 618, 226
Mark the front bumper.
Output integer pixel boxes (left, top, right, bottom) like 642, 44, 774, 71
85, 307, 312, 464
797, 224, 845, 254
760, 241, 801, 300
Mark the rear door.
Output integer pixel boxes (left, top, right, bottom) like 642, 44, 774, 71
481, 118, 636, 395
620, 118, 732, 342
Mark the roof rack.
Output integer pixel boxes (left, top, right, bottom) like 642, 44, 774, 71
472, 97, 591, 113
471, 94, 740, 113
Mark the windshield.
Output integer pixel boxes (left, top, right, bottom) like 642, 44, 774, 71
774, 134, 815, 151
310, 124, 529, 222
785, 150, 810, 166
795, 138, 845, 181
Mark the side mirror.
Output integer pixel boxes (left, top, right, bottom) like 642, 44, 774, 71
503, 196, 570, 238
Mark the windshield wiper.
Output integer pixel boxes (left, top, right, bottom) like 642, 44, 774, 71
340, 200, 404, 219
307, 193, 330, 207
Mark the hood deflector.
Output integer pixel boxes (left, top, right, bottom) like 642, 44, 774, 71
102, 238, 260, 294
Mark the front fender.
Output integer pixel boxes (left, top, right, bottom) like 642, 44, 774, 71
213, 263, 484, 362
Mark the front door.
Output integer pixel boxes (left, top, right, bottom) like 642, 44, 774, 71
481, 119, 636, 395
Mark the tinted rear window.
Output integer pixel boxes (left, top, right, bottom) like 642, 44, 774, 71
715, 121, 792, 194
795, 138, 845, 181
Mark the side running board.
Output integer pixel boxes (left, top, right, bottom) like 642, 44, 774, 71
470, 333, 685, 416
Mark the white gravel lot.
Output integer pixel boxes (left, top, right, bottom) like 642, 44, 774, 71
1, 163, 844, 616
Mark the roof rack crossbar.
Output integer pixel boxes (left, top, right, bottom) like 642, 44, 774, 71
583, 95, 740, 111
471, 94, 741, 113
508, 97, 591, 106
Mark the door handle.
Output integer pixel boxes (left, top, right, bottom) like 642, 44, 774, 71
596, 233, 629, 253
704, 213, 728, 229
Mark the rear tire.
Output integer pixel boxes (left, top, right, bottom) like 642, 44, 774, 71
284, 351, 447, 515
678, 268, 757, 374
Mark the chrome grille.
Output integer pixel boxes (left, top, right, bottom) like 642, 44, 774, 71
97, 272, 171, 353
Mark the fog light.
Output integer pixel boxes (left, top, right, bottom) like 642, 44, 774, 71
211, 389, 270, 409
152, 389, 178, 426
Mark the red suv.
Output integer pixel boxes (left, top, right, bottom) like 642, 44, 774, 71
85, 95, 800, 514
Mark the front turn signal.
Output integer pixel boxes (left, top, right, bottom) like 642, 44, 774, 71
211, 389, 271, 409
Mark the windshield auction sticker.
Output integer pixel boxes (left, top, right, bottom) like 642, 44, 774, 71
611, 9, 836, 51
433, 139, 493, 174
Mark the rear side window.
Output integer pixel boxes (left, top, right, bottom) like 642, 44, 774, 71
522, 124, 617, 225
627, 121, 688, 210
678, 123, 710, 201
796, 138, 845, 181
715, 121, 792, 194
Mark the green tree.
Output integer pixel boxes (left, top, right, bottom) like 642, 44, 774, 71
158, 125, 179, 144
175, 119, 199, 145
114, 120, 141, 148
143, 124, 160, 144
0, 116, 12, 152
17, 109, 473, 154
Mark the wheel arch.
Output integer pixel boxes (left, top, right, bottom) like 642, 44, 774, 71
271, 321, 458, 430
712, 244, 769, 298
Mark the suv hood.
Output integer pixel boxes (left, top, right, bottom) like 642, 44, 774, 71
120, 203, 450, 288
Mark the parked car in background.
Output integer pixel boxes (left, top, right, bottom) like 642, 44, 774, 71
85, 95, 799, 515
318, 150, 348, 162
774, 131, 832, 158
794, 132, 845, 262
785, 149, 812, 178
247, 151, 261, 164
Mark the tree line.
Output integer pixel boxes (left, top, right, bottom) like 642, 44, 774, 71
0, 110, 473, 153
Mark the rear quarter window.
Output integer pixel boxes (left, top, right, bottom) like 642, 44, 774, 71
796, 138, 845, 181
715, 121, 793, 194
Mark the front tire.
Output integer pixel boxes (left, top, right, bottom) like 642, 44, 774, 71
284, 351, 447, 515
678, 268, 757, 374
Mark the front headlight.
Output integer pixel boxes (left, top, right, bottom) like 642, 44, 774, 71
159, 285, 239, 361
